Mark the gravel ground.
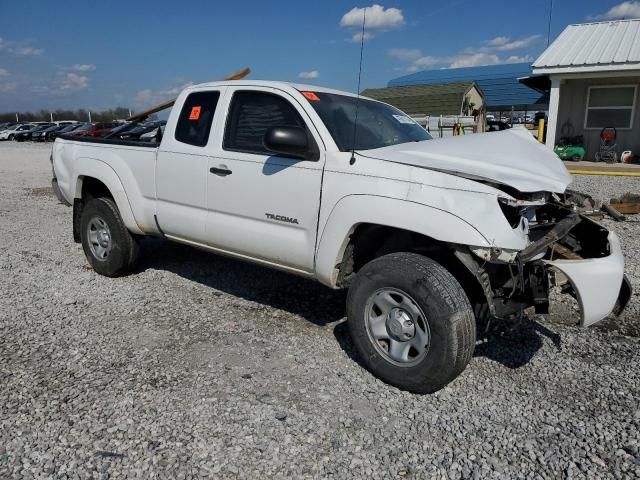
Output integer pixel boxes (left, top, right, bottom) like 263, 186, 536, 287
1, 142, 639, 479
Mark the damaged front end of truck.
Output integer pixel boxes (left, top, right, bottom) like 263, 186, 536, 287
456, 191, 631, 327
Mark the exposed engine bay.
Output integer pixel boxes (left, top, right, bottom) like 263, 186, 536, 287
457, 190, 631, 326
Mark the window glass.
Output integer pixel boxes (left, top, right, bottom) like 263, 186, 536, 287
586, 86, 636, 129
175, 91, 220, 147
586, 109, 632, 129
304, 92, 431, 151
588, 87, 635, 107
223, 91, 306, 155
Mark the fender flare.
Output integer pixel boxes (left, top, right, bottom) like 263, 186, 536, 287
73, 158, 144, 235
314, 194, 490, 287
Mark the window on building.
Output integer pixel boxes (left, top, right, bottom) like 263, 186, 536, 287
175, 91, 220, 147
585, 85, 636, 129
223, 91, 307, 155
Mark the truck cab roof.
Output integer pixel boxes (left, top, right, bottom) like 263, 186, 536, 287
183, 80, 362, 100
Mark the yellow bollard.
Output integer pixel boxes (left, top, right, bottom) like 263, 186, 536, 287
537, 119, 545, 143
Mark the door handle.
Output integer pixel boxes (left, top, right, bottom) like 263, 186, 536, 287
209, 166, 232, 176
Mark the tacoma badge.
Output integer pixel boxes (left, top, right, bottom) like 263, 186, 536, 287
265, 213, 299, 224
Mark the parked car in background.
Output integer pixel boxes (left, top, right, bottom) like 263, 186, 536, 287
138, 124, 165, 142
14, 123, 55, 142
102, 122, 134, 138
64, 122, 117, 138
0, 122, 19, 132
33, 124, 67, 142
116, 120, 165, 140
51, 123, 88, 140
487, 119, 511, 132
87, 122, 118, 137
65, 123, 93, 137
0, 123, 37, 141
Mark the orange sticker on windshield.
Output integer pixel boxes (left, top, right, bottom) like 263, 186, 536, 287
301, 91, 320, 102
189, 106, 201, 120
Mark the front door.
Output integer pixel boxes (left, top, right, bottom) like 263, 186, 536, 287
205, 88, 325, 272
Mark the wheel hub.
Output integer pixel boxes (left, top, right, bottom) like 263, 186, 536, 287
87, 216, 112, 261
98, 231, 110, 247
386, 308, 415, 341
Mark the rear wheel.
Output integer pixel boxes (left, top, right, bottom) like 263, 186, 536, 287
347, 252, 476, 393
80, 197, 139, 277
8, 134, 14, 141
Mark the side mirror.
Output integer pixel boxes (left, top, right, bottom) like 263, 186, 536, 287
263, 126, 316, 160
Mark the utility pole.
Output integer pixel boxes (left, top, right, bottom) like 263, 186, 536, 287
50, 112, 54, 123
15, 113, 19, 122
547, 0, 554, 46
88, 111, 92, 123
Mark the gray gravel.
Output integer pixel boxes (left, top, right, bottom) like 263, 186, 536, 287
1, 142, 639, 479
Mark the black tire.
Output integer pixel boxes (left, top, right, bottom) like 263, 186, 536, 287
80, 197, 139, 277
572, 155, 581, 162
8, 134, 14, 141
346, 252, 476, 393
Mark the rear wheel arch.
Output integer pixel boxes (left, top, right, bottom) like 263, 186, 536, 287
72, 173, 144, 241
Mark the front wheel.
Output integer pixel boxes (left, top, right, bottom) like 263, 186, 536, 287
8, 134, 14, 141
80, 197, 139, 277
346, 253, 476, 393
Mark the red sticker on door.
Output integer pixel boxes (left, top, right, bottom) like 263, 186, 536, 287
189, 106, 201, 120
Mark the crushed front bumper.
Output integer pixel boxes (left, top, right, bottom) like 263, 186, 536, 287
544, 231, 630, 326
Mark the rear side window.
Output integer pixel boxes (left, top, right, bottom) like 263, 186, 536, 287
223, 91, 306, 155
175, 91, 220, 147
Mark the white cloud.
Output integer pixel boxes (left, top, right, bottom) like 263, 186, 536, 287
449, 53, 501, 68
72, 64, 96, 72
133, 82, 194, 108
390, 48, 534, 72
590, 1, 640, 20
486, 36, 510, 47
387, 48, 422, 61
340, 4, 404, 30
298, 70, 320, 79
388, 32, 541, 72
0, 68, 8, 76
60, 73, 89, 91
0, 82, 17, 92
350, 31, 375, 43
490, 35, 541, 51
506, 54, 534, 63
0, 37, 43, 56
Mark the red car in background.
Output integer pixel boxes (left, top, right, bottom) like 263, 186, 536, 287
67, 122, 118, 137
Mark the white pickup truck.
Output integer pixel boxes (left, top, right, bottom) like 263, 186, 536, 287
51, 80, 631, 393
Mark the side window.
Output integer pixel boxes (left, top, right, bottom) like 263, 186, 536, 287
223, 91, 306, 155
175, 91, 220, 147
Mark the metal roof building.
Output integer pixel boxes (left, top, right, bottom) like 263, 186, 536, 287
533, 19, 640, 74
388, 63, 548, 111
532, 19, 640, 160
361, 81, 482, 116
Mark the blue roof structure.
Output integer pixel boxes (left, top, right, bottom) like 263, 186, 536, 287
388, 63, 548, 111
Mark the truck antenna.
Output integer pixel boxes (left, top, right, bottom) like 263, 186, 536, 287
349, 8, 366, 166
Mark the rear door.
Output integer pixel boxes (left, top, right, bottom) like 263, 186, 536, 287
155, 88, 224, 244
204, 87, 326, 272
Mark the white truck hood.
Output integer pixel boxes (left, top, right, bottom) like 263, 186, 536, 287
358, 128, 572, 193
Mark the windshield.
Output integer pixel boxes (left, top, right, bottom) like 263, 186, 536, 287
302, 91, 431, 151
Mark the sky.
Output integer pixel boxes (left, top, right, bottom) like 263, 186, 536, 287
0, 0, 638, 113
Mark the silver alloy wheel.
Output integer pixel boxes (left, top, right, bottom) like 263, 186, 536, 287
364, 287, 430, 366
87, 216, 112, 261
